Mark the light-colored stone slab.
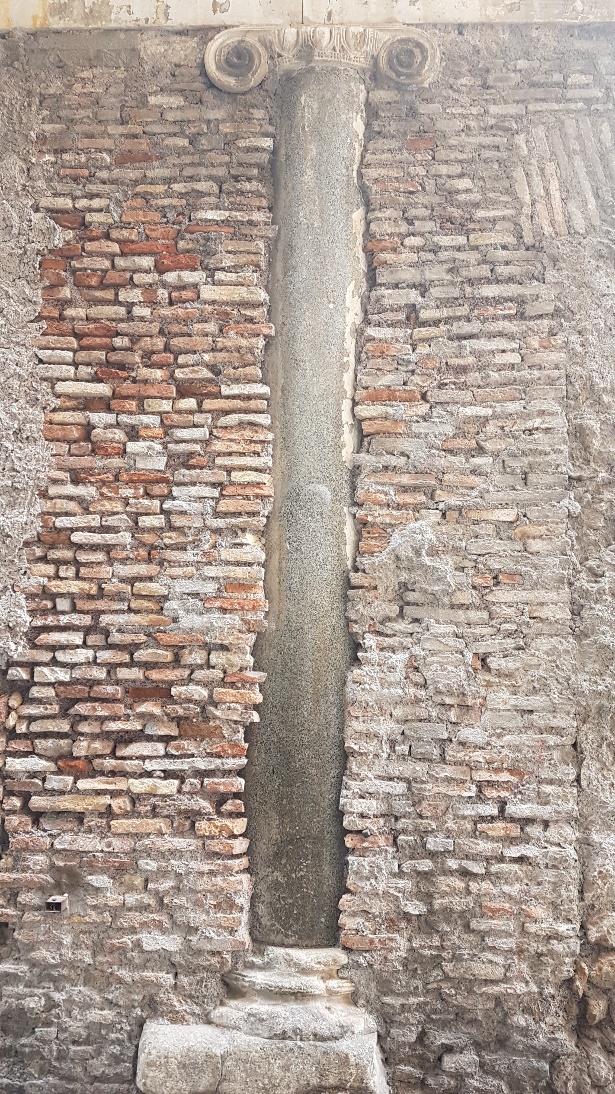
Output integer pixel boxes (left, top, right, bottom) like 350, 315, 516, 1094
6, 0, 302, 29
4, 0, 615, 28
304, 0, 615, 21
137, 1024, 389, 1094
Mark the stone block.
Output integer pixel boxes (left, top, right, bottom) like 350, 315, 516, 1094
137, 1024, 388, 1094
137, 947, 389, 1094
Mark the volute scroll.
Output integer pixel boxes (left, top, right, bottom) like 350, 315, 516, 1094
204, 25, 438, 93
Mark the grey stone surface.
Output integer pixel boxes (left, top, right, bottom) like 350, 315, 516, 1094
0, 38, 58, 668
247, 64, 366, 946
136, 947, 389, 1094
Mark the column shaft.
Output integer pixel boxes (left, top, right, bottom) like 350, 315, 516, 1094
247, 64, 366, 946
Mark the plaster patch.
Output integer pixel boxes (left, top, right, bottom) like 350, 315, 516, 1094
0, 87, 60, 666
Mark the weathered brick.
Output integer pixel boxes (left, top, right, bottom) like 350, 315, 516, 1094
28, 795, 112, 812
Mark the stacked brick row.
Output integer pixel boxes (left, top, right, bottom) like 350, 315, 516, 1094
341, 27, 610, 1094
0, 33, 273, 1091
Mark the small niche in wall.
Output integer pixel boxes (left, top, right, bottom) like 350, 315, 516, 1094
45, 894, 69, 913
0, 923, 14, 960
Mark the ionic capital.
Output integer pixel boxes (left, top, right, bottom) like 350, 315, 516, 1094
204, 25, 438, 93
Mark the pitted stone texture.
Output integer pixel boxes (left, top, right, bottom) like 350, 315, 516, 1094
137, 1025, 388, 1094
136, 947, 389, 1094
247, 64, 364, 948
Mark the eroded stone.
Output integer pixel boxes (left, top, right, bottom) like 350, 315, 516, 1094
137, 947, 388, 1094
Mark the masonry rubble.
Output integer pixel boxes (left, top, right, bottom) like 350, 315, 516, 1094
0, 18, 614, 1094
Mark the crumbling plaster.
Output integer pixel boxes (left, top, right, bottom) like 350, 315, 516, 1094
0, 38, 59, 668
2, 0, 615, 32
547, 238, 615, 1088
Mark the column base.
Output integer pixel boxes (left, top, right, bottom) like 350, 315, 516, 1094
136, 946, 389, 1094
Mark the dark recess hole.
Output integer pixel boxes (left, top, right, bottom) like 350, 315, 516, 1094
0, 922, 14, 961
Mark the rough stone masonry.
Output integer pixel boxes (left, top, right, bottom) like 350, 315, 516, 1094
2, 18, 615, 1094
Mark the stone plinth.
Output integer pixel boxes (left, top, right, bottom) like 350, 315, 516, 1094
136, 947, 389, 1094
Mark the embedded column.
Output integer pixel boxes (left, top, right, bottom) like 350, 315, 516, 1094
247, 61, 366, 947
202, 21, 437, 949
137, 27, 436, 1092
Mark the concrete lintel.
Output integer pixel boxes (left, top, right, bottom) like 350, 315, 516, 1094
3, 0, 615, 31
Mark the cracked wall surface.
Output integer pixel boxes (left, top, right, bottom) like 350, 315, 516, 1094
552, 237, 615, 1091
1, 20, 615, 1094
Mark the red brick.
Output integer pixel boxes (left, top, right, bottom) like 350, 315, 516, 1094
155, 254, 200, 273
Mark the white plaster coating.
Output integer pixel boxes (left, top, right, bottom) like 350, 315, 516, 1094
0, 40, 60, 664
341, 152, 366, 472
4, 0, 614, 29
10, 0, 303, 29
304, 0, 615, 21
343, 271, 362, 473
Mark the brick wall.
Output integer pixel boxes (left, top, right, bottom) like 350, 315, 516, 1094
343, 23, 615, 1094
1, 22, 615, 1094
0, 30, 273, 1092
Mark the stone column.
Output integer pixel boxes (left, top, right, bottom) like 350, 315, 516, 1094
202, 22, 437, 949
248, 61, 365, 948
